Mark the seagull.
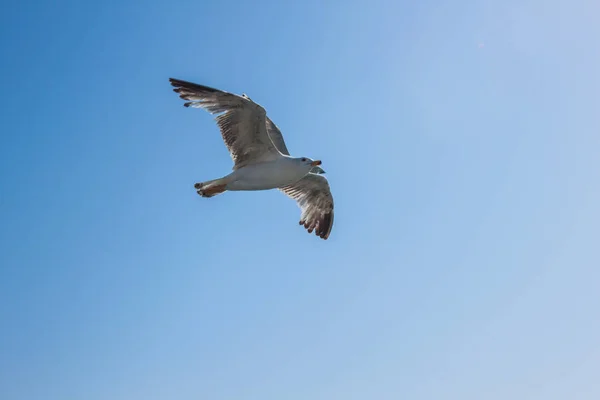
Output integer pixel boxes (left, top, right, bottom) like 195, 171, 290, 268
169, 78, 334, 240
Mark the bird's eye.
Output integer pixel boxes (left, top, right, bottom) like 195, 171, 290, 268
301, 158, 306, 162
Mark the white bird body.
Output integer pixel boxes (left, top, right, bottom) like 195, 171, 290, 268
224, 157, 314, 191
169, 78, 335, 239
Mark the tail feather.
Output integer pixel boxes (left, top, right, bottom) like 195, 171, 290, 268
194, 178, 228, 198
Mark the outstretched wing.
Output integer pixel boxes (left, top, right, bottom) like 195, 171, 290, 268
170, 78, 282, 169
280, 174, 334, 240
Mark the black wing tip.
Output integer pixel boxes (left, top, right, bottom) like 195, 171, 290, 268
169, 79, 207, 106
168, 77, 222, 94
300, 210, 334, 240
318, 210, 334, 240
169, 77, 186, 88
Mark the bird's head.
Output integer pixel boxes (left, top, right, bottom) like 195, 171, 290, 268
298, 157, 325, 174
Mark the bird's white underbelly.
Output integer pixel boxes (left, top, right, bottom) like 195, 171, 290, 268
226, 161, 306, 191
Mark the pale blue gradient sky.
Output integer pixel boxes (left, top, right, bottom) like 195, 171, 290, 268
1, 1, 599, 399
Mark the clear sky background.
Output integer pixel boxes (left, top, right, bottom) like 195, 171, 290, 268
1, 0, 599, 399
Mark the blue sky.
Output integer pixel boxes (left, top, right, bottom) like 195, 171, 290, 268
1, 0, 599, 399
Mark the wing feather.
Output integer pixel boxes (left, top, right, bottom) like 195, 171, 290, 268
280, 174, 334, 240
265, 117, 290, 156
169, 78, 281, 169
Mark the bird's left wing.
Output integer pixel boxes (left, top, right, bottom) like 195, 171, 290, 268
280, 174, 334, 240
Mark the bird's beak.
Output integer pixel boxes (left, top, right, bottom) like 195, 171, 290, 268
311, 160, 322, 166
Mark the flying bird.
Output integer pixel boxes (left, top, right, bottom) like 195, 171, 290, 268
169, 78, 334, 240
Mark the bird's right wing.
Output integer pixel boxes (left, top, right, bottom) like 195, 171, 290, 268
170, 78, 282, 169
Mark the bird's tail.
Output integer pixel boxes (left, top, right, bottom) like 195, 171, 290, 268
194, 177, 231, 198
